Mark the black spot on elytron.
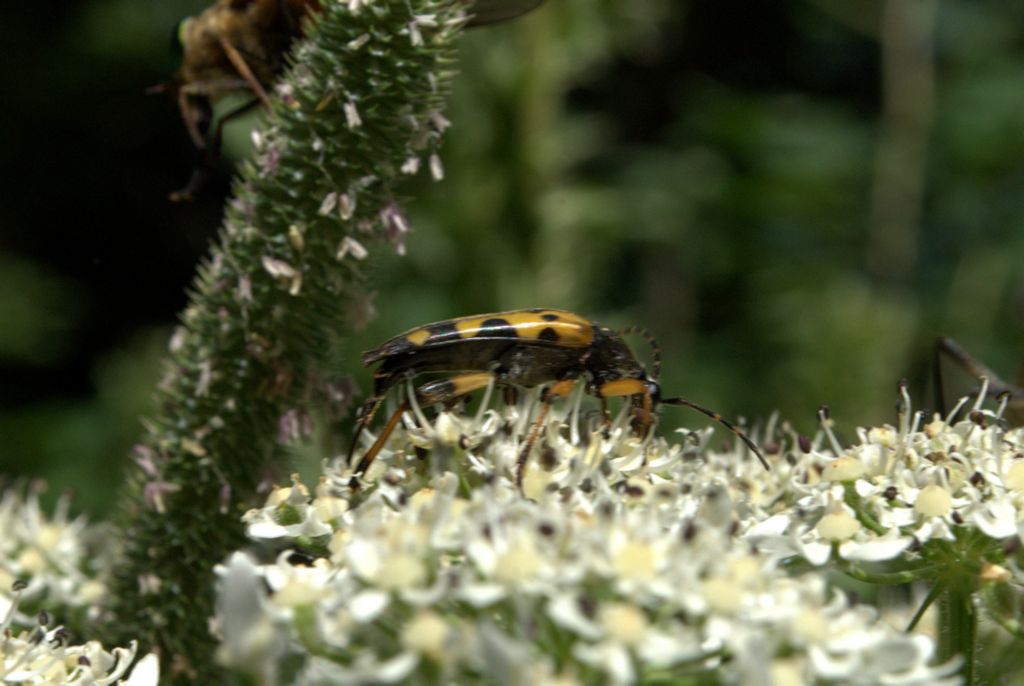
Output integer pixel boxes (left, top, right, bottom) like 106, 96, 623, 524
538, 326, 560, 342
424, 320, 459, 344
541, 312, 560, 321
477, 318, 517, 339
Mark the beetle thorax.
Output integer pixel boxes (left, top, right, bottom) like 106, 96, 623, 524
586, 327, 646, 383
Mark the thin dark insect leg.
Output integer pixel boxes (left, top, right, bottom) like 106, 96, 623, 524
932, 337, 953, 420
218, 36, 273, 107
171, 98, 261, 202
177, 90, 210, 150
515, 379, 576, 490
936, 336, 1019, 400
348, 400, 409, 489
347, 396, 385, 466
936, 336, 1002, 381
515, 398, 554, 490
349, 373, 495, 489
211, 97, 262, 156
169, 166, 213, 204
660, 396, 770, 470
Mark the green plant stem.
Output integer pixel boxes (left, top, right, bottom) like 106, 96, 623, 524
103, 1, 463, 680
837, 558, 937, 585
906, 579, 943, 632
938, 580, 977, 685
843, 483, 886, 535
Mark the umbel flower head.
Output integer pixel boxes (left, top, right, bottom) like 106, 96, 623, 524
0, 572, 158, 685
747, 383, 1024, 568
0, 487, 110, 627
212, 381, 1017, 684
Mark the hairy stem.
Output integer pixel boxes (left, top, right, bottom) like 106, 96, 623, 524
105, 2, 463, 680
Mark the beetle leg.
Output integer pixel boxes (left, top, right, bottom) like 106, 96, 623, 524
349, 399, 410, 489
516, 379, 577, 491
347, 395, 386, 467
349, 373, 495, 490
414, 372, 495, 406
594, 378, 654, 435
218, 35, 274, 108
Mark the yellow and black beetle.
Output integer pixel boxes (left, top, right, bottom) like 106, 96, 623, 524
348, 308, 769, 488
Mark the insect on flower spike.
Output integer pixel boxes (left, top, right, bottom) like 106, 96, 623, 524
160, 0, 550, 199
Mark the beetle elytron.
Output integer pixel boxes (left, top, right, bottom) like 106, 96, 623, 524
347, 309, 769, 488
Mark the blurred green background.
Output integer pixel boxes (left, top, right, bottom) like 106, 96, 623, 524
1, 0, 1022, 517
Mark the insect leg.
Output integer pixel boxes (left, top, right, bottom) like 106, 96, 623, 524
211, 98, 262, 156
934, 336, 1023, 419
349, 373, 495, 489
349, 399, 410, 489
217, 36, 273, 108
170, 95, 263, 202
594, 378, 655, 434
347, 395, 386, 467
177, 89, 211, 151
516, 379, 577, 490
414, 372, 495, 407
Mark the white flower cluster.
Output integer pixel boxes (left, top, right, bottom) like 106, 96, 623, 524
747, 388, 1024, 569
216, 388, 976, 684
0, 516, 158, 686
0, 489, 108, 626
0, 572, 158, 685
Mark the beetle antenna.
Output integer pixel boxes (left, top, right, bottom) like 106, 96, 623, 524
619, 326, 661, 381
659, 396, 769, 470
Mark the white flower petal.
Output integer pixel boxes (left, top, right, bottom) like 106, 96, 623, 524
547, 594, 601, 640
349, 589, 390, 622
370, 652, 420, 683
839, 532, 912, 562
969, 499, 1017, 539
123, 653, 160, 686
456, 582, 507, 607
